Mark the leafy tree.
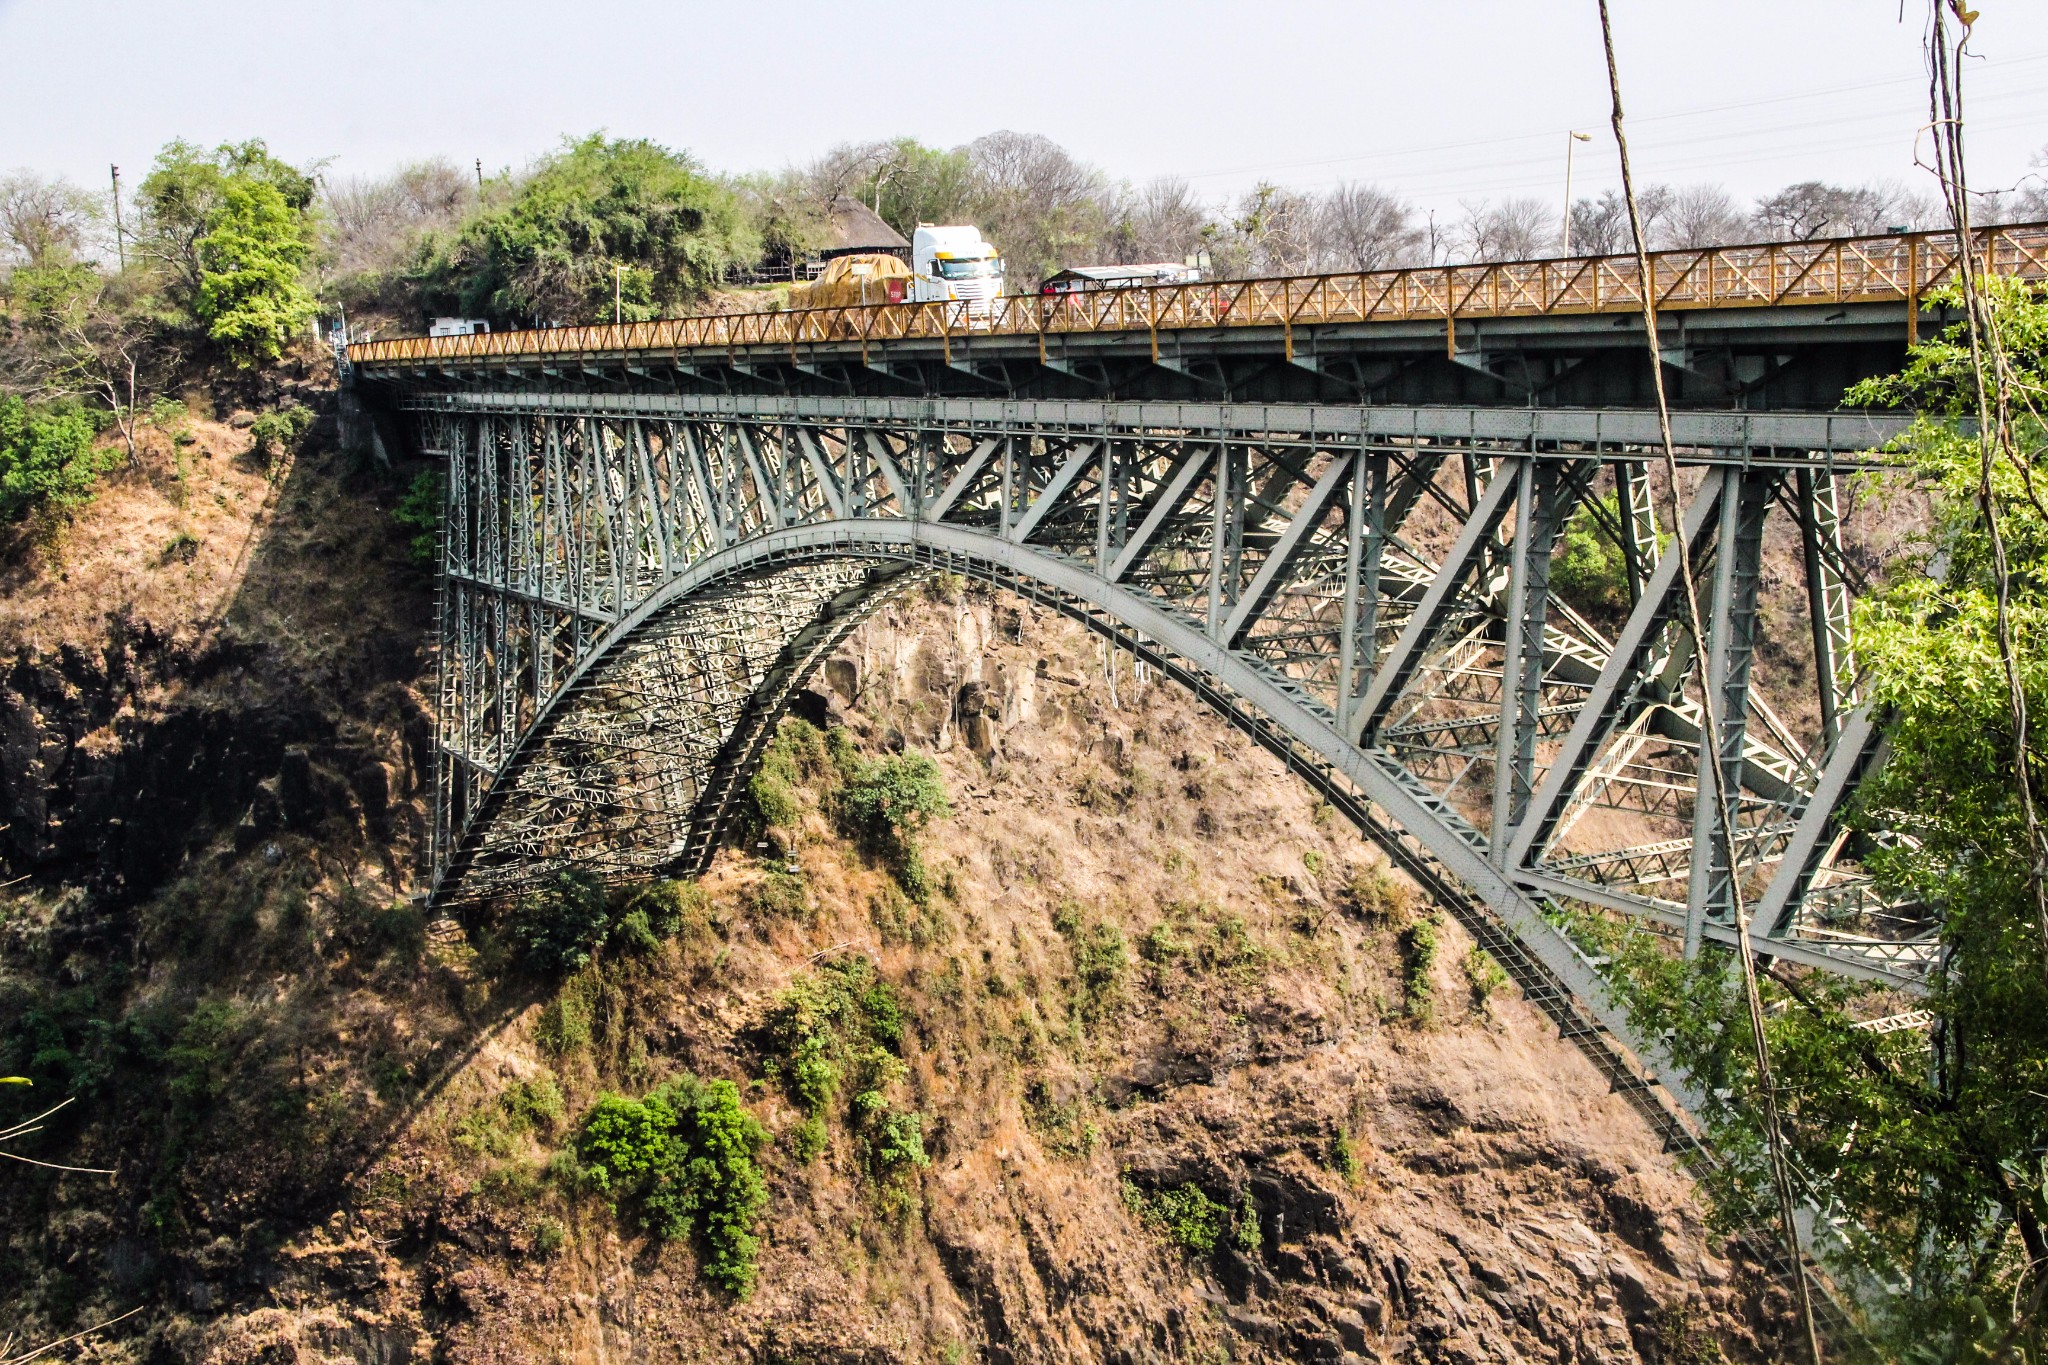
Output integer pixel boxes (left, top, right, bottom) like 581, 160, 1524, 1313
1550, 492, 1630, 613
393, 468, 445, 567
136, 139, 315, 301
0, 395, 109, 521
576, 1076, 770, 1296
1595, 274, 2048, 1356
840, 752, 951, 841
509, 869, 612, 974
863, 138, 974, 239
4, 261, 167, 459
193, 181, 318, 367
0, 171, 101, 270
420, 134, 755, 325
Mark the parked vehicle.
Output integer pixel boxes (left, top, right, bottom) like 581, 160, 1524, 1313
1039, 263, 1202, 295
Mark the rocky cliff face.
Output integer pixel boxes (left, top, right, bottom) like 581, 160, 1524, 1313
183, 588, 1788, 1365
0, 428, 1791, 1363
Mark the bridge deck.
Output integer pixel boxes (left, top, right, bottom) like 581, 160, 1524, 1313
349, 221, 2047, 371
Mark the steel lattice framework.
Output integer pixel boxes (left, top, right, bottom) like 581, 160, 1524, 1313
410, 387, 1926, 1027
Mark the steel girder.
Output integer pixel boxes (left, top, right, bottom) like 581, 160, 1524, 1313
415, 393, 1930, 997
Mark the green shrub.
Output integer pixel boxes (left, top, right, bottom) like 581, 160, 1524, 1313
858, 1098, 930, 1179
1122, 1179, 1226, 1254
611, 908, 662, 954
1344, 863, 1413, 922
789, 1114, 828, 1163
0, 396, 111, 522
536, 974, 596, 1054
393, 468, 444, 568
1463, 945, 1509, 1007
576, 1075, 770, 1296
839, 749, 950, 902
1333, 1129, 1363, 1186
1056, 912, 1128, 1019
1139, 922, 1188, 964
505, 1076, 565, 1132
763, 957, 925, 1196
751, 718, 834, 828
455, 1075, 564, 1158
1402, 912, 1443, 1023
510, 870, 612, 974
247, 403, 312, 463
1551, 493, 1631, 613
764, 956, 905, 1118
1233, 1196, 1262, 1253
532, 1216, 567, 1256
841, 752, 951, 843
751, 867, 809, 920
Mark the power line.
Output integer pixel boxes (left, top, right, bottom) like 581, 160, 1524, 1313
1175, 50, 2048, 185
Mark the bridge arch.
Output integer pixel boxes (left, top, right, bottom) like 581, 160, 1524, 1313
440, 518, 1674, 1084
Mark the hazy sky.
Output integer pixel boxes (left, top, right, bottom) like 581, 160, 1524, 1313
2, 0, 2044, 222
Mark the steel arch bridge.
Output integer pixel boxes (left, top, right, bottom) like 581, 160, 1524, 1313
395, 384, 1927, 1030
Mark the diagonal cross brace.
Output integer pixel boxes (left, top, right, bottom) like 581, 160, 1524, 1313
1108, 445, 1213, 583
1009, 440, 1100, 544
927, 436, 1002, 522
1750, 703, 1888, 943
1349, 461, 1521, 742
1505, 476, 1727, 869
1222, 453, 1355, 646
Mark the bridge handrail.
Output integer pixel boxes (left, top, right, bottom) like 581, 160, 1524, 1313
346, 221, 2048, 367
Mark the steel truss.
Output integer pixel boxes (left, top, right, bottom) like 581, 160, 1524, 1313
416, 392, 1929, 995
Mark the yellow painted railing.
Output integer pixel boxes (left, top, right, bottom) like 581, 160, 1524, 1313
347, 221, 2048, 367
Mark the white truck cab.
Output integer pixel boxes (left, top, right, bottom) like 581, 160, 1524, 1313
910, 225, 1004, 312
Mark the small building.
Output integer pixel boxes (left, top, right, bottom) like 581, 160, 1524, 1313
429, 317, 491, 337
1039, 263, 1202, 295
818, 197, 911, 264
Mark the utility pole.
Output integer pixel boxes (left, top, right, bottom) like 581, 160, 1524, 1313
110, 164, 125, 271
1561, 131, 1592, 256
475, 158, 484, 195
614, 264, 623, 325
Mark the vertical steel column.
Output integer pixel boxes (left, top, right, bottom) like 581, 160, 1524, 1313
1336, 448, 1368, 733
1491, 458, 1537, 861
1796, 467, 1856, 746
1615, 459, 1661, 606
1685, 467, 1774, 957
1206, 443, 1230, 635
998, 434, 1015, 538
1095, 437, 1114, 573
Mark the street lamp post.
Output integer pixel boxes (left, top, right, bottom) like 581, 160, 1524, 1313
1562, 131, 1593, 256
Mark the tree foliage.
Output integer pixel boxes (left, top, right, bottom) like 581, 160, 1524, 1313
419, 135, 755, 325
0, 395, 108, 521
193, 182, 318, 367
1597, 274, 2048, 1356
137, 139, 315, 300
576, 1076, 770, 1296
840, 751, 951, 841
